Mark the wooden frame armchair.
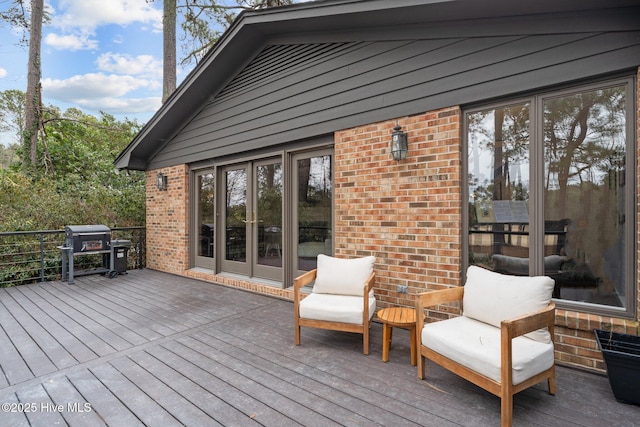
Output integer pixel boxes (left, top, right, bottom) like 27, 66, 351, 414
294, 255, 376, 354
416, 266, 557, 427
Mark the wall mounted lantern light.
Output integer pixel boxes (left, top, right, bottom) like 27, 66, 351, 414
156, 172, 168, 191
391, 122, 408, 161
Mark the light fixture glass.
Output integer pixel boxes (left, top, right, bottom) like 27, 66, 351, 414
391, 122, 408, 161
156, 172, 168, 191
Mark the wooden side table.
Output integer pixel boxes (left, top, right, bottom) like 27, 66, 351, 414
377, 307, 417, 366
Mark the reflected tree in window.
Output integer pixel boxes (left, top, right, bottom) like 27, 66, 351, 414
297, 155, 332, 270
468, 103, 530, 265
197, 173, 215, 258
468, 81, 631, 309
544, 86, 627, 305
225, 169, 247, 261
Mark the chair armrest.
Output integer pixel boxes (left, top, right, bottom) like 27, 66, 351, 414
501, 302, 556, 339
294, 269, 317, 308
416, 287, 464, 336
416, 287, 464, 311
294, 269, 317, 291
500, 302, 556, 387
362, 271, 376, 323
363, 271, 376, 294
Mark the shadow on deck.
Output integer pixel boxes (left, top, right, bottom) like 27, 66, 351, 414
0, 270, 638, 426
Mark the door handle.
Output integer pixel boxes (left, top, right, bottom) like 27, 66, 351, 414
243, 211, 261, 225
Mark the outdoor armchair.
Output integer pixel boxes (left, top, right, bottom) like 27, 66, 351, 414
416, 265, 556, 427
294, 254, 376, 354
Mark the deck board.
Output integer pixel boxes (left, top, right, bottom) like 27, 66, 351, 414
0, 269, 638, 426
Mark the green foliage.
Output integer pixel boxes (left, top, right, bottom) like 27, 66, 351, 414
0, 95, 146, 232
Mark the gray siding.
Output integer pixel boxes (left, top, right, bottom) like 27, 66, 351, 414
148, 10, 640, 169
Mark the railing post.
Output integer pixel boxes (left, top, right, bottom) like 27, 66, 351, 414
140, 227, 144, 269
39, 234, 45, 283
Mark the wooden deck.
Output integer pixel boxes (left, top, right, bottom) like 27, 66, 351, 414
0, 270, 638, 426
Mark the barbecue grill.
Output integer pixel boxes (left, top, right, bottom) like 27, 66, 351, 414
60, 225, 129, 284
65, 224, 111, 253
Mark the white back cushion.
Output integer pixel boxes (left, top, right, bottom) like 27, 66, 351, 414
313, 255, 375, 296
463, 265, 554, 343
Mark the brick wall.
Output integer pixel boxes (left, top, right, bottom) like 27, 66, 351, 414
334, 107, 463, 307
145, 165, 189, 274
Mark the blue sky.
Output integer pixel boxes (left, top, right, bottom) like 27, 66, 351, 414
1, 0, 293, 145
0, 0, 169, 130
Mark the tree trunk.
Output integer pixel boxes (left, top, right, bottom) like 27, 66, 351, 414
163, 0, 176, 103
25, 0, 43, 166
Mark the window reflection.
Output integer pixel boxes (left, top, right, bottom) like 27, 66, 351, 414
197, 173, 215, 258
544, 86, 627, 306
297, 155, 332, 271
467, 83, 630, 309
225, 169, 247, 261
257, 163, 283, 268
467, 103, 531, 268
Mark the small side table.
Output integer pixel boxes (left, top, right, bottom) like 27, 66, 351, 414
377, 307, 417, 366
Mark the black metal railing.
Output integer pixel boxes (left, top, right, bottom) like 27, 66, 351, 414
0, 227, 145, 287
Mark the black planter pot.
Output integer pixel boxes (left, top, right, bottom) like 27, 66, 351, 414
594, 329, 640, 405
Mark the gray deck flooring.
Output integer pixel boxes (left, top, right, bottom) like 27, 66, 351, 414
0, 269, 638, 426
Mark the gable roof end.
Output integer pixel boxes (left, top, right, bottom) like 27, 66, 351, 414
115, 0, 640, 170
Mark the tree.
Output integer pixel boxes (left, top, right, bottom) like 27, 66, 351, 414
0, 89, 26, 144
24, 0, 44, 167
163, 0, 177, 103
157, 0, 293, 101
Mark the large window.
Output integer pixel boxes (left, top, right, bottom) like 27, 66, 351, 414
466, 78, 635, 315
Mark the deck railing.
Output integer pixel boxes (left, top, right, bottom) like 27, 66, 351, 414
0, 227, 145, 287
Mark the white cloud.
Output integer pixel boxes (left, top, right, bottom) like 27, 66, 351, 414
43, 73, 152, 98
53, 0, 162, 32
96, 53, 162, 78
74, 96, 162, 114
0, 67, 7, 79
45, 32, 98, 51
41, 73, 161, 114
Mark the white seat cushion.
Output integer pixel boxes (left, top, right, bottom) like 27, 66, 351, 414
463, 265, 555, 343
422, 316, 555, 385
299, 293, 376, 324
313, 254, 375, 296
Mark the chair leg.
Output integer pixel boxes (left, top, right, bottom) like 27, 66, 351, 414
409, 326, 417, 366
501, 393, 513, 427
363, 325, 370, 355
548, 370, 557, 395
417, 351, 425, 379
295, 320, 301, 346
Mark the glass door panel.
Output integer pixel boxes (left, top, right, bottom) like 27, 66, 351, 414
255, 161, 283, 269
294, 153, 333, 274
194, 171, 214, 268
467, 102, 531, 272
224, 167, 248, 265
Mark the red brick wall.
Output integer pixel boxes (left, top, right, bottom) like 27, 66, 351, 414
145, 165, 189, 274
334, 107, 463, 307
